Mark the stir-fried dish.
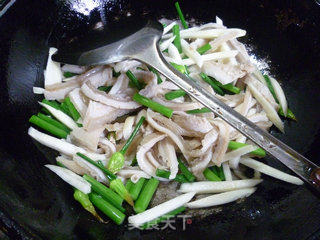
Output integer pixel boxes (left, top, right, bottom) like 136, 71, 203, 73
29, 2, 302, 228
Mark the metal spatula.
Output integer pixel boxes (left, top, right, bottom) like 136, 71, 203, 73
52, 20, 320, 191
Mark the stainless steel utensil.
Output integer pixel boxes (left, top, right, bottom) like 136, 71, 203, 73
53, 20, 320, 190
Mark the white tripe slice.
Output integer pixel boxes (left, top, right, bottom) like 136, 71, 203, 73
269, 76, 288, 116
220, 42, 238, 65
186, 188, 256, 208
222, 145, 258, 163
128, 192, 196, 227
247, 82, 284, 132
181, 39, 203, 67
33, 87, 45, 94
178, 179, 262, 194
159, 36, 176, 52
122, 116, 135, 140
240, 158, 303, 185
45, 164, 91, 194
181, 50, 238, 66
44, 47, 63, 87
163, 21, 177, 35
39, 102, 78, 130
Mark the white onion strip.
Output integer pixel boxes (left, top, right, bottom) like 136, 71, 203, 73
163, 28, 246, 39
128, 192, 195, 227
45, 164, 91, 194
178, 179, 262, 194
222, 145, 258, 162
39, 102, 77, 130
159, 36, 176, 52
222, 162, 232, 181
239, 158, 303, 185
181, 39, 203, 68
186, 188, 256, 208
44, 47, 62, 87
181, 50, 238, 66
269, 76, 288, 116
163, 21, 177, 35
33, 87, 45, 94
247, 82, 284, 132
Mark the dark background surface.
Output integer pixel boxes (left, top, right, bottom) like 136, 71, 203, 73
0, 0, 320, 239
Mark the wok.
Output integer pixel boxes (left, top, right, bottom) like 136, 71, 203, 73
0, 0, 320, 239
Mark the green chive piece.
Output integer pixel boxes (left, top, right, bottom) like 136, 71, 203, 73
37, 113, 71, 133
97, 86, 112, 93
141, 206, 186, 229
164, 89, 186, 100
170, 62, 188, 75
199, 73, 224, 95
129, 178, 146, 201
134, 177, 159, 213
108, 117, 145, 174
64, 97, 81, 121
63, 72, 78, 78
112, 68, 121, 77
126, 179, 134, 191
197, 43, 212, 55
41, 99, 61, 110
210, 166, 225, 181
155, 169, 189, 183
177, 158, 195, 182
174, 2, 188, 29
172, 24, 182, 53
263, 75, 279, 103
109, 178, 134, 206
76, 153, 116, 181
120, 116, 145, 154
147, 66, 163, 84
219, 83, 241, 94
133, 93, 173, 118
60, 101, 72, 116
228, 141, 266, 158
126, 70, 143, 90
278, 107, 297, 121
107, 152, 125, 174
89, 192, 126, 225
29, 115, 68, 139
186, 107, 211, 114
73, 189, 103, 222
203, 168, 221, 181
83, 174, 124, 211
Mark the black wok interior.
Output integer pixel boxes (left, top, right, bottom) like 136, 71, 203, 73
0, 0, 320, 239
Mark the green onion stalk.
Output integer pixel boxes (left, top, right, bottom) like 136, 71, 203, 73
76, 153, 134, 206
155, 169, 189, 183
107, 116, 145, 174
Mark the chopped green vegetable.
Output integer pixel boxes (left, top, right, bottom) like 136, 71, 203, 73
197, 43, 212, 55
141, 206, 186, 229
186, 107, 211, 114
133, 93, 173, 118
129, 178, 146, 201
109, 178, 134, 206
170, 62, 188, 75
147, 66, 163, 84
89, 192, 126, 225
126, 179, 134, 191
203, 168, 221, 181
219, 83, 241, 94
29, 115, 68, 139
155, 169, 189, 183
37, 113, 71, 133
210, 166, 225, 181
177, 158, 195, 182
228, 141, 266, 157
134, 177, 159, 213
60, 101, 72, 117
42, 99, 61, 110
73, 189, 103, 222
83, 174, 124, 211
64, 97, 81, 121
97, 86, 112, 93
164, 89, 186, 100
172, 24, 182, 53
108, 117, 145, 173
126, 70, 143, 90
263, 75, 278, 103
278, 107, 297, 121
199, 73, 225, 95
63, 72, 78, 78
174, 2, 188, 29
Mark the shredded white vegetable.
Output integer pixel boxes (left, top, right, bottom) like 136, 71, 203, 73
45, 164, 91, 194
44, 47, 62, 87
128, 192, 195, 227
33, 87, 45, 94
186, 188, 256, 208
269, 76, 288, 116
